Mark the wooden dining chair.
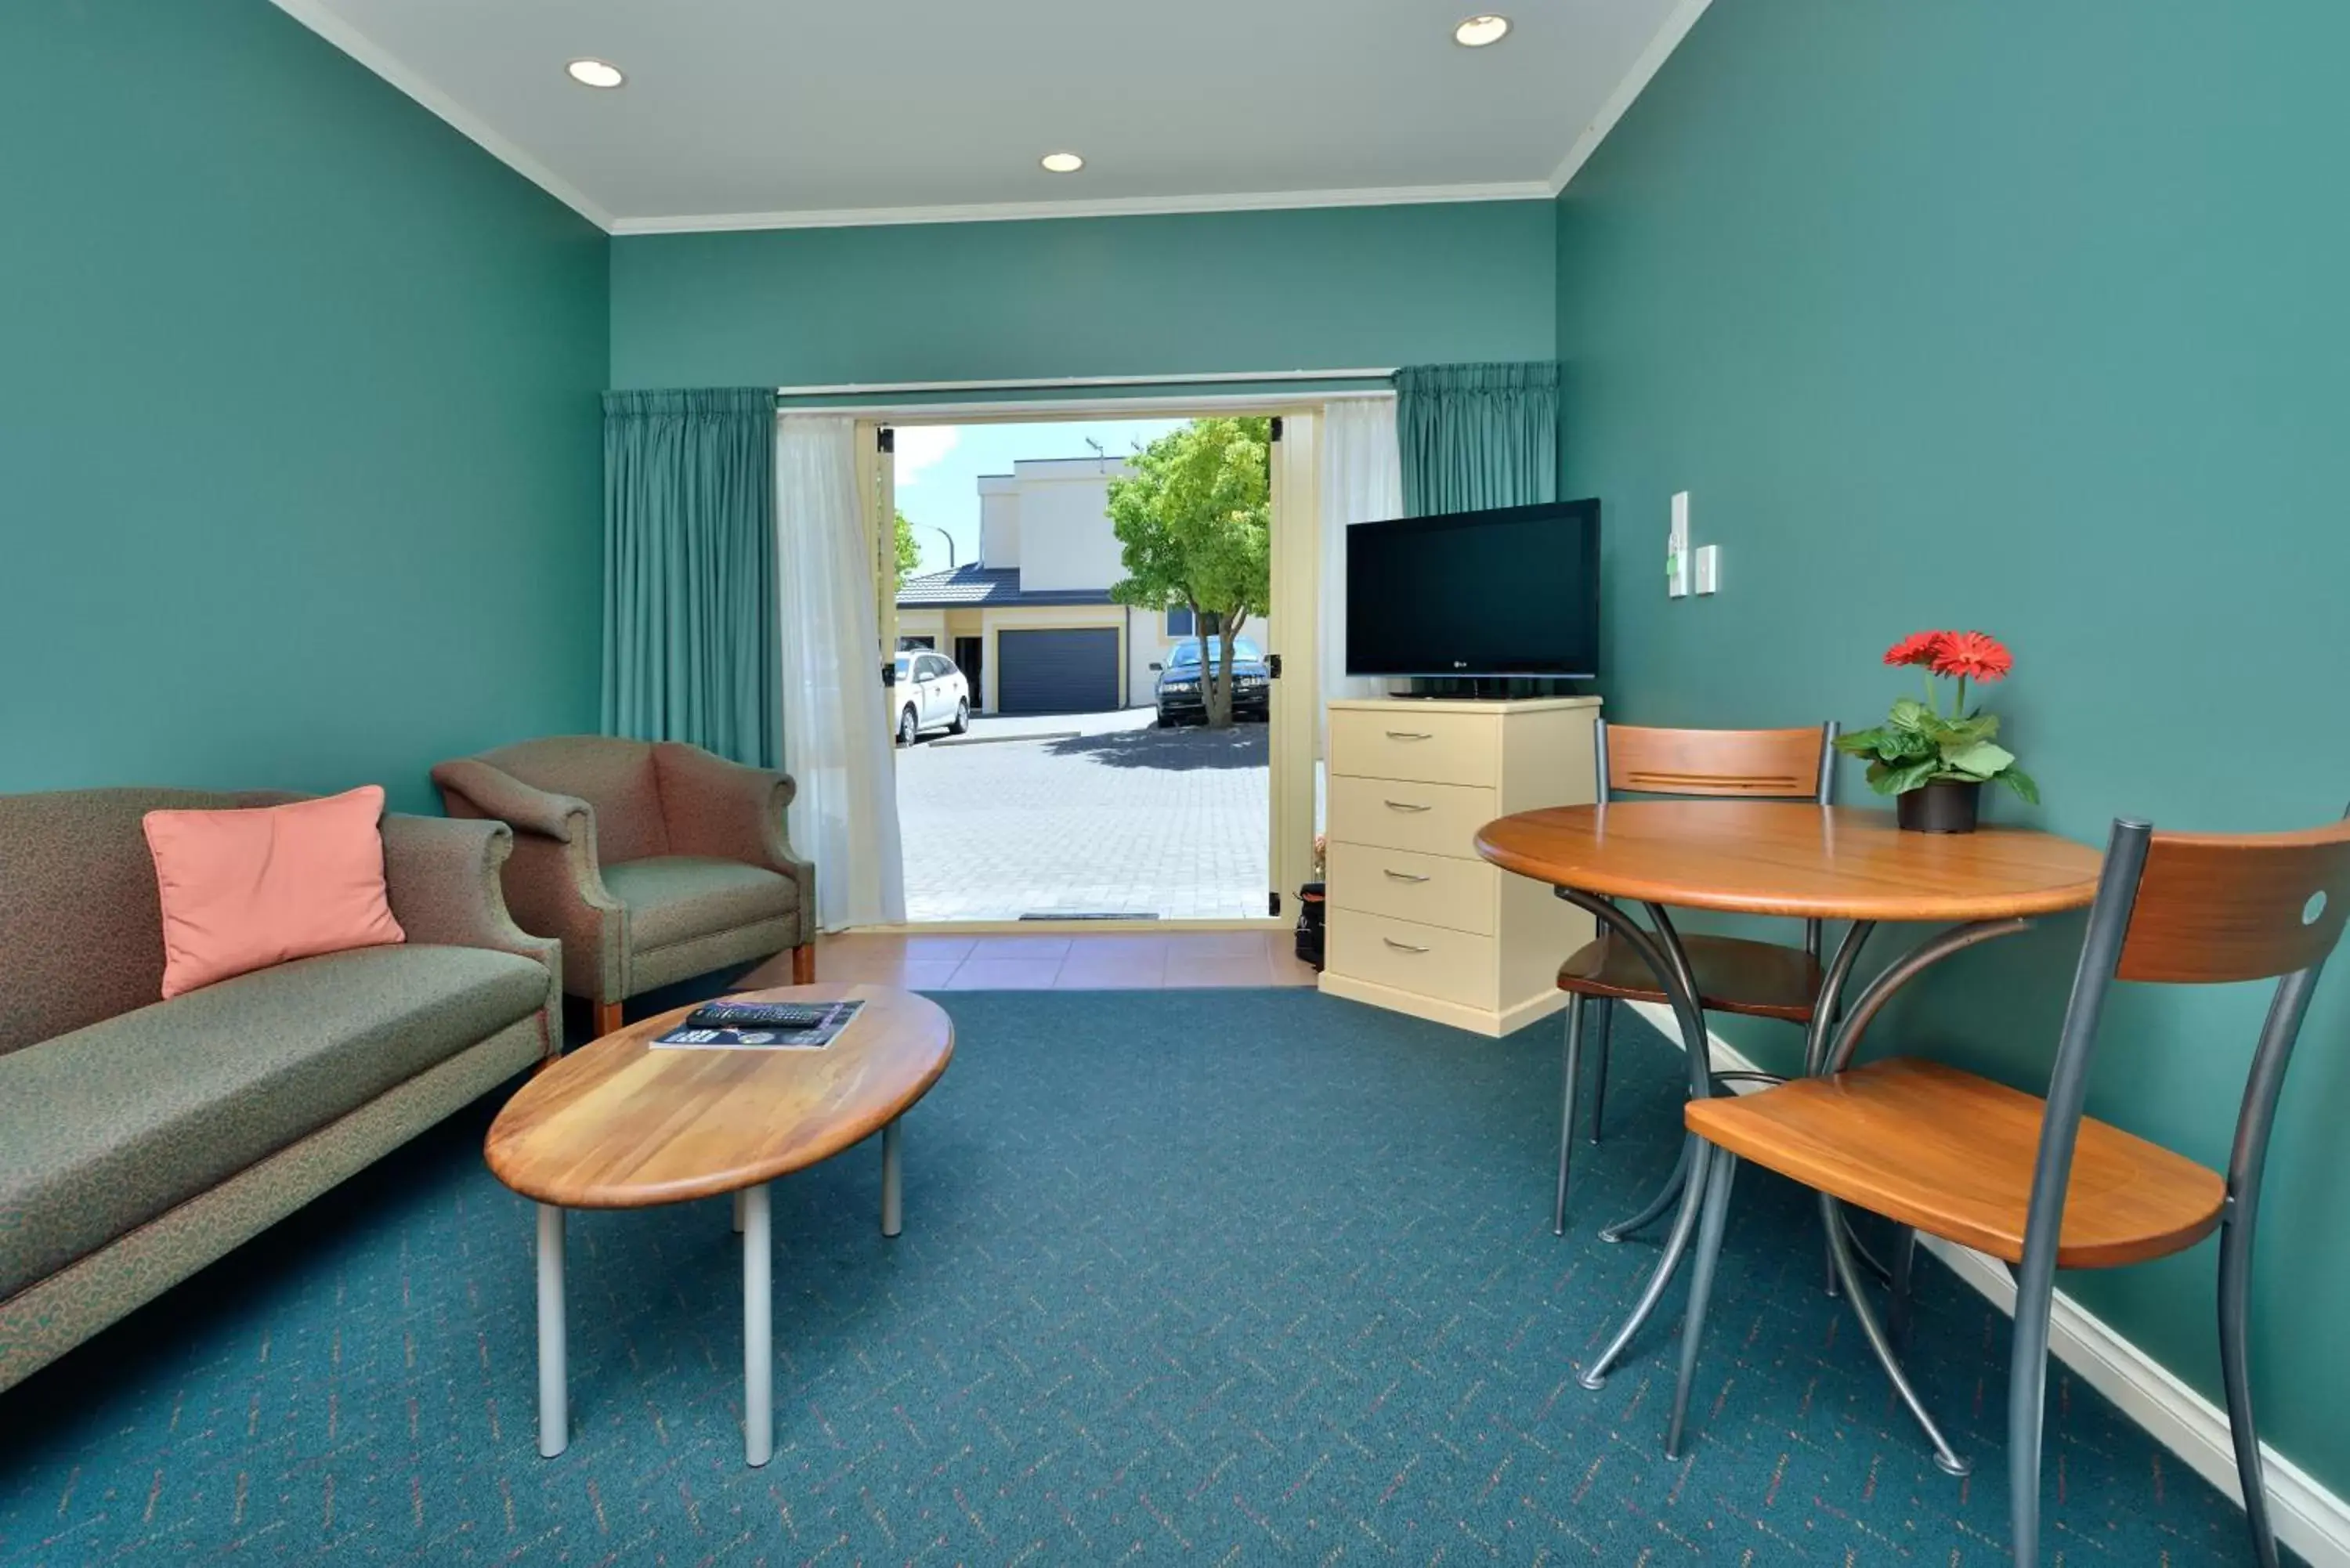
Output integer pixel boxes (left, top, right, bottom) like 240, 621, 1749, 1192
1665, 810, 2350, 1568
1551, 721, 1838, 1234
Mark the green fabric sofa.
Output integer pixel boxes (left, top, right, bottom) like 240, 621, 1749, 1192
0, 789, 562, 1393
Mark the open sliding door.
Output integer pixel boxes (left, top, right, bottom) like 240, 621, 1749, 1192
855, 421, 900, 742
1266, 411, 1320, 919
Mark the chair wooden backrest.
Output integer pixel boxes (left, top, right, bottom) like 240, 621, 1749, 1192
1592, 721, 1842, 958
1598, 723, 1838, 802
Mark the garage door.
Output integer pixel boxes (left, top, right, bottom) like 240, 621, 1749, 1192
996, 627, 1120, 714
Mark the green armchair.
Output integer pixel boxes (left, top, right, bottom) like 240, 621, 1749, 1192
432, 737, 815, 1037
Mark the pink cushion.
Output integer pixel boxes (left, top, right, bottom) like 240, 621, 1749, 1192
142, 786, 407, 999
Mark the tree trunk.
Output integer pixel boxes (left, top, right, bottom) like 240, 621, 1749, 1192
1206, 620, 1237, 728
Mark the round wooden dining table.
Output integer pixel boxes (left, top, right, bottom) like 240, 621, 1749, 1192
1475, 800, 2104, 1472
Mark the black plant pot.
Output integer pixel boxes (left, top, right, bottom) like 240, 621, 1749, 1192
1897, 780, 1981, 834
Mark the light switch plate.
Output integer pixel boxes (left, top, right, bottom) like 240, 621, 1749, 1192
1694, 544, 1720, 595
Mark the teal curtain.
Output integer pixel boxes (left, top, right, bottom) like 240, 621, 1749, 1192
1394, 362, 1560, 515
602, 388, 781, 768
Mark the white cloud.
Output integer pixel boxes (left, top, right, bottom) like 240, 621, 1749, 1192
891, 425, 960, 487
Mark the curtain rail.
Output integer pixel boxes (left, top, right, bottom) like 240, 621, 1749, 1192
775, 368, 1394, 399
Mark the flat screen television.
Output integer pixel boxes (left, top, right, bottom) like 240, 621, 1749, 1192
1345, 499, 1600, 679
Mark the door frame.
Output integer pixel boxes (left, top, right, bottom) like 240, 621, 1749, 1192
838, 394, 1329, 931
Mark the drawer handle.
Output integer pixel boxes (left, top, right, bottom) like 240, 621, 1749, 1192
1383, 799, 1432, 813
1383, 869, 1430, 883
1384, 729, 1434, 740
1383, 937, 1431, 953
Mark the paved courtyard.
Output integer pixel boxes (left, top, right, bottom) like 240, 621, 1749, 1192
895, 707, 1269, 921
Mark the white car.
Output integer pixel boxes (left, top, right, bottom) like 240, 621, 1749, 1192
890, 649, 971, 746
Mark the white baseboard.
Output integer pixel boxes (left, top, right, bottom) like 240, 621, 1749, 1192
1622, 1000, 2350, 1568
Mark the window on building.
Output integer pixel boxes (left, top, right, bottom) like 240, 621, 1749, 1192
1165, 608, 1221, 638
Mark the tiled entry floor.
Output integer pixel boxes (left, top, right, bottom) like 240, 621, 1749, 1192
815, 928, 1318, 990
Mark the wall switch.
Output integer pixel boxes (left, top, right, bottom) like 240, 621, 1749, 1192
1694, 544, 1720, 595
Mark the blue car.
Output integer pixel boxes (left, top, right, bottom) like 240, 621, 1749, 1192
1153, 637, 1271, 726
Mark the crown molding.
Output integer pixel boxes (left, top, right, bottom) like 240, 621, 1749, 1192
269, 0, 1709, 236
266, 0, 617, 231
606, 180, 1556, 237
1547, 0, 1714, 194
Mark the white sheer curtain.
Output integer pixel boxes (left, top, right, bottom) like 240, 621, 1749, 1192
776, 414, 906, 930
1318, 396, 1405, 735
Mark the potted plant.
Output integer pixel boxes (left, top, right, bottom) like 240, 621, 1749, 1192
1836, 630, 2038, 833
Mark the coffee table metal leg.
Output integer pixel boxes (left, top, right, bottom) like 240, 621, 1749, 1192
537, 1204, 567, 1458
880, 1118, 903, 1238
743, 1182, 772, 1467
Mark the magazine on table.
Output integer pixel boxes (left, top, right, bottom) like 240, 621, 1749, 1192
653, 999, 863, 1050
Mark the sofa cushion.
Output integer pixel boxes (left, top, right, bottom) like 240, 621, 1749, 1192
0, 945, 545, 1301
144, 786, 407, 999
604, 855, 798, 953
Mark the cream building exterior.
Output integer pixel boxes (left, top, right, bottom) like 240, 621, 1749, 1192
897, 455, 1271, 715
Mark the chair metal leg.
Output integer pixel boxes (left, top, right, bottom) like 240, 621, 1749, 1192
2219, 1209, 2281, 1568
1827, 1194, 1969, 1476
1581, 1133, 1709, 1389
1600, 1135, 1690, 1244
1887, 1224, 1918, 1347
1554, 999, 1584, 1235
1666, 1150, 1738, 1458
1588, 998, 1614, 1144
2007, 1238, 2059, 1563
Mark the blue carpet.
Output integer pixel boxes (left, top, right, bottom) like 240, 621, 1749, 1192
0, 990, 2270, 1563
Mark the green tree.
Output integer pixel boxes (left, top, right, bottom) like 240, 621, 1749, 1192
893, 509, 923, 588
1105, 417, 1271, 728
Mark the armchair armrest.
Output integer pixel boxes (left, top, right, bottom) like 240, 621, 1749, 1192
432, 755, 625, 1004
654, 743, 816, 939
379, 815, 563, 1059
430, 757, 591, 845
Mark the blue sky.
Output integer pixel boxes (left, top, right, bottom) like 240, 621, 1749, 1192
892, 417, 1188, 576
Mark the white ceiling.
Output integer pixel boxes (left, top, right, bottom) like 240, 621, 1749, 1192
274, 0, 1705, 233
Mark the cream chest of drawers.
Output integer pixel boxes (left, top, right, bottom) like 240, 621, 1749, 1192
1318, 696, 1600, 1035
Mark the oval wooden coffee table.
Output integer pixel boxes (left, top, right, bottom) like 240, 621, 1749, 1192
486, 982, 953, 1467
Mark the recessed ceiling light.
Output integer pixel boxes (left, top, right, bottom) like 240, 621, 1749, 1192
1453, 14, 1510, 47
1040, 152, 1085, 174
566, 58, 624, 89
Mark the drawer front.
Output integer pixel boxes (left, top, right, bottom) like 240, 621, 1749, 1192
1326, 909, 1498, 1010
1329, 707, 1499, 787
1326, 842, 1496, 936
1327, 775, 1499, 859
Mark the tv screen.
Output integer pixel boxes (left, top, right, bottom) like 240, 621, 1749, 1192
1345, 500, 1600, 678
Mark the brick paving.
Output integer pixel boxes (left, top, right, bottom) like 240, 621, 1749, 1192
895, 708, 1269, 921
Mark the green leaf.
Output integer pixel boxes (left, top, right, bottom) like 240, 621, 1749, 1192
1939, 740, 2016, 779
1834, 728, 1887, 757
1887, 698, 1934, 735
1869, 757, 1943, 796
1996, 764, 2041, 804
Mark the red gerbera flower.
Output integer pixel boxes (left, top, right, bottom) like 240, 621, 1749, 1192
1931, 630, 2014, 682
1882, 630, 1950, 668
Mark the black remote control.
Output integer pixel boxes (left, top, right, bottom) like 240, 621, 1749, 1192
684, 1001, 835, 1031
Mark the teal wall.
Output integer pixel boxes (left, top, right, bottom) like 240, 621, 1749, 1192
2, 0, 609, 814
1556, 0, 2350, 1490
610, 202, 1555, 389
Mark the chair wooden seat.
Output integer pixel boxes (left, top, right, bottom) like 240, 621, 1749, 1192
1558, 932, 1824, 1023
1684, 1057, 2225, 1269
